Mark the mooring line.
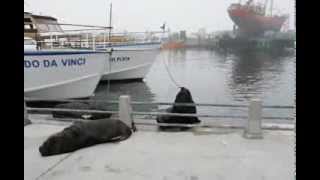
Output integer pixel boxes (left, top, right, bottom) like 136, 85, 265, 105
35, 153, 73, 180
161, 52, 182, 88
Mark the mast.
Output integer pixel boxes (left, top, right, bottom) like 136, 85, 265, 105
269, 0, 273, 16
108, 3, 112, 42
264, 0, 269, 15
246, 0, 254, 5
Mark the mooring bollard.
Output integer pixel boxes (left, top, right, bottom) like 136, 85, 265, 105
119, 95, 133, 129
244, 99, 263, 139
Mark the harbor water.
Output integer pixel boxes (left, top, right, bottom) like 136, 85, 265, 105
92, 48, 295, 120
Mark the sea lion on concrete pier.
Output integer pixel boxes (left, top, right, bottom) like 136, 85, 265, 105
156, 87, 201, 130
39, 119, 132, 156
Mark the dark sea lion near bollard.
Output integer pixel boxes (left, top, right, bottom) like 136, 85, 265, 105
52, 102, 112, 120
39, 119, 132, 156
156, 87, 201, 130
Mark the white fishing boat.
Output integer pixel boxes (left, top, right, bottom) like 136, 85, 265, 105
24, 43, 108, 99
24, 10, 162, 83
98, 42, 161, 81
24, 12, 111, 99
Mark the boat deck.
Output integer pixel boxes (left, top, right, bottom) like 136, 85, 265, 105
24, 116, 294, 180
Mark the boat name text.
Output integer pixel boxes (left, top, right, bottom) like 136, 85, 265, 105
24, 57, 86, 68
110, 56, 130, 62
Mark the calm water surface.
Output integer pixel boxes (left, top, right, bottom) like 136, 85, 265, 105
93, 48, 295, 119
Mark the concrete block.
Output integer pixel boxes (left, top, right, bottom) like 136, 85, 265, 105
119, 95, 133, 129
244, 99, 263, 139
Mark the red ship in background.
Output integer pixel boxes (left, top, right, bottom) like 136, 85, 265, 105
228, 0, 289, 37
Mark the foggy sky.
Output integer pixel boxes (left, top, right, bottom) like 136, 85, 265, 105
25, 0, 295, 33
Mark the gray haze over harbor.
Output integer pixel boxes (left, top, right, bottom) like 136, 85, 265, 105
24, 0, 295, 33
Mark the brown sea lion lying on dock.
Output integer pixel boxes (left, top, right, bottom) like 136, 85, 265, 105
156, 87, 201, 130
39, 119, 132, 156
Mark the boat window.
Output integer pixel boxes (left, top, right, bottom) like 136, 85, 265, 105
24, 25, 31, 29
24, 18, 32, 23
24, 18, 35, 30
37, 24, 50, 32
25, 24, 36, 30
48, 24, 55, 32
48, 24, 62, 32
24, 39, 36, 45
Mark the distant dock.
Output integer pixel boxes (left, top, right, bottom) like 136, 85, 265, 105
163, 31, 296, 52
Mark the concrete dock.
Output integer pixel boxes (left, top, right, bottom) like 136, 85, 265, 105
24, 117, 294, 180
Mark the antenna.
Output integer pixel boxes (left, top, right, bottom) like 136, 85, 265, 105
160, 22, 166, 43
160, 22, 166, 32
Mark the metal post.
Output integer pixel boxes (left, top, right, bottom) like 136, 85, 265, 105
92, 34, 96, 50
119, 95, 133, 129
244, 99, 263, 139
86, 33, 89, 48
104, 32, 107, 49
50, 33, 53, 49
55, 35, 58, 47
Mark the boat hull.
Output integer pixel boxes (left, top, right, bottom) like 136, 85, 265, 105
228, 4, 288, 36
100, 43, 160, 81
24, 50, 108, 99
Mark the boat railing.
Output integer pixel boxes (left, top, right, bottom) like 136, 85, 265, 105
24, 22, 166, 50
24, 96, 295, 139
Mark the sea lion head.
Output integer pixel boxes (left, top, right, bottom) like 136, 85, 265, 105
39, 126, 80, 156
175, 87, 194, 103
172, 87, 199, 123
39, 133, 64, 156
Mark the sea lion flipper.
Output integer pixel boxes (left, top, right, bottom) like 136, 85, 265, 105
99, 135, 122, 143
110, 136, 122, 141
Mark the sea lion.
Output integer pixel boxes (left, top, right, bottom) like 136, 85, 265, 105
156, 87, 201, 130
39, 119, 132, 156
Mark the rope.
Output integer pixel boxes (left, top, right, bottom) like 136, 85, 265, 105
35, 153, 73, 180
161, 51, 182, 88
158, 30, 181, 88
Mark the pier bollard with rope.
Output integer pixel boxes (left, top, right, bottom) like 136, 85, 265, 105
119, 95, 135, 131
244, 99, 263, 139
